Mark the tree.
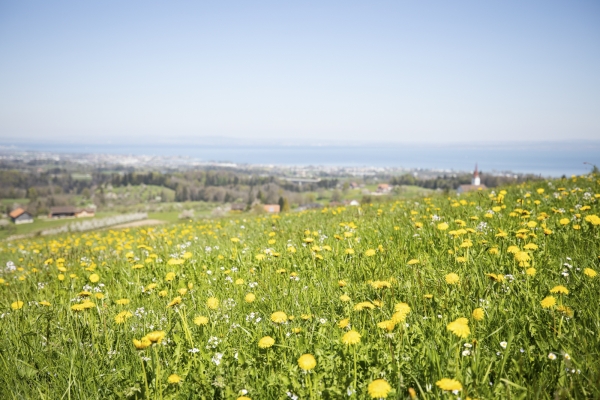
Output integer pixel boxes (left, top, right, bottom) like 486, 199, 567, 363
27, 187, 38, 201
278, 196, 290, 212
331, 190, 342, 202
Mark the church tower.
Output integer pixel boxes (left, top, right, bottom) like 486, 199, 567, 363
472, 164, 481, 186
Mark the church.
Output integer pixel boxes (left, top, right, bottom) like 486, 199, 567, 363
457, 164, 487, 193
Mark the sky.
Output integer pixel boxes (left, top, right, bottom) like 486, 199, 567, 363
0, 1, 599, 146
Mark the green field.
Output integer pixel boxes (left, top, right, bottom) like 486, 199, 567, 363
0, 175, 599, 399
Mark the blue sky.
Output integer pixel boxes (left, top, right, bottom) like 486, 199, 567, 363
0, 1, 599, 145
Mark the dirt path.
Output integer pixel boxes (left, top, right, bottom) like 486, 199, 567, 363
108, 219, 166, 230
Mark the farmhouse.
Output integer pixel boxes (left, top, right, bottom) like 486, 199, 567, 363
49, 207, 96, 219
263, 204, 280, 213
9, 208, 34, 224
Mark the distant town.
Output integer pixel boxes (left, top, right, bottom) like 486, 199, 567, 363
0, 148, 537, 240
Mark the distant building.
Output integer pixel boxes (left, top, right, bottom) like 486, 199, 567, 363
377, 184, 391, 193
230, 203, 246, 211
49, 206, 95, 219
75, 208, 96, 218
49, 206, 78, 218
458, 164, 487, 193
9, 208, 34, 224
263, 204, 281, 213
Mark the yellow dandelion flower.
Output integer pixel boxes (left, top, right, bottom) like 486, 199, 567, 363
550, 285, 568, 295
340, 294, 351, 302
583, 268, 597, 278
507, 246, 520, 254
541, 296, 556, 308
167, 296, 182, 308
11, 301, 24, 310
437, 222, 449, 230
145, 331, 165, 343
447, 318, 470, 338
167, 374, 182, 384
207, 297, 219, 310
115, 311, 133, 324
297, 354, 316, 371
526, 268, 536, 276
133, 337, 151, 350
368, 379, 392, 398
271, 311, 287, 323
365, 249, 376, 257
338, 280, 347, 287
258, 336, 275, 349
116, 298, 130, 305
194, 316, 209, 326
354, 301, 376, 311
370, 280, 391, 289
472, 308, 484, 321
377, 320, 396, 331
407, 259, 419, 265
445, 273, 459, 285
338, 318, 350, 329
342, 330, 361, 345
158, 290, 168, 297
89, 273, 100, 283
245, 293, 256, 303
165, 272, 176, 282
557, 305, 574, 318
436, 378, 462, 391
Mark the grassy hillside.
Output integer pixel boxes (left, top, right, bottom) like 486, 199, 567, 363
0, 175, 599, 399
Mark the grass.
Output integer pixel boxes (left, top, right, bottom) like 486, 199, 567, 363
0, 175, 599, 399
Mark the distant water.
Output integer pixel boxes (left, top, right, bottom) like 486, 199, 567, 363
5, 141, 600, 177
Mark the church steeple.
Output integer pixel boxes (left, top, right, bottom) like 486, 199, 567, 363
472, 163, 481, 186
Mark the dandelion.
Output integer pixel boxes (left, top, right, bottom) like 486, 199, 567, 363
167, 374, 182, 384
354, 302, 376, 311
339, 294, 351, 302
258, 336, 275, 349
550, 285, 569, 295
165, 272, 176, 282
541, 296, 556, 308
245, 293, 256, 303
436, 378, 462, 391
133, 337, 151, 350
342, 330, 361, 345
437, 222, 449, 230
526, 268, 537, 276
472, 308, 484, 321
145, 331, 166, 344
89, 274, 100, 283
338, 318, 350, 329
367, 379, 392, 398
167, 296, 182, 308
365, 249, 376, 257
11, 301, 24, 310
447, 318, 470, 338
271, 311, 287, 323
194, 316, 209, 326
445, 273, 459, 285
583, 268, 597, 278
207, 297, 219, 310
297, 354, 316, 371
115, 311, 133, 324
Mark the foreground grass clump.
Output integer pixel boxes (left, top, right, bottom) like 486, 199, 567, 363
1, 175, 600, 399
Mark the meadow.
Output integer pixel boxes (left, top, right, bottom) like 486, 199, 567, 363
0, 174, 599, 399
